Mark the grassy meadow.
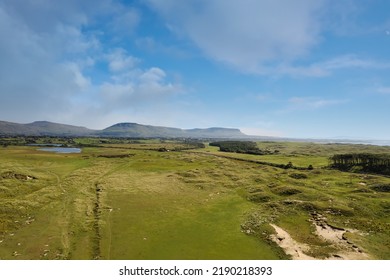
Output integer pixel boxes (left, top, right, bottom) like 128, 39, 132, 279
0, 140, 389, 259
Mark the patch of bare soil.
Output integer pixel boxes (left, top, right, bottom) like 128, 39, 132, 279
270, 224, 316, 260
311, 213, 370, 260
270, 213, 371, 260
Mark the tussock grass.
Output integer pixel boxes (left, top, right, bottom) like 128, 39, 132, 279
0, 141, 389, 259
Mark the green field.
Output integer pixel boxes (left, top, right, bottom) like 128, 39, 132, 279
0, 140, 389, 259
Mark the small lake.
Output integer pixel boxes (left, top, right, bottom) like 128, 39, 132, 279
37, 147, 81, 154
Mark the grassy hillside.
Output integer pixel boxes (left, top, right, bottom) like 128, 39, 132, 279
99, 122, 185, 138
0, 121, 94, 136
99, 123, 246, 138
0, 120, 247, 138
0, 140, 389, 259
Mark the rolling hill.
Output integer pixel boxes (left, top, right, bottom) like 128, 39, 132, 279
0, 120, 248, 139
0, 121, 95, 136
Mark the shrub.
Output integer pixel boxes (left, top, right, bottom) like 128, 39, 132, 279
371, 184, 390, 193
273, 186, 302, 196
247, 192, 272, 203
289, 173, 308, 179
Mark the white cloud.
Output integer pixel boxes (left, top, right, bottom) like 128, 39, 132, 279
146, 0, 325, 73
139, 67, 166, 84
98, 66, 183, 112
320, 55, 390, 70
0, 0, 184, 127
100, 83, 134, 103
110, 8, 140, 35
106, 48, 139, 72
146, 1, 390, 78
54, 24, 100, 53
0, 4, 86, 120
65, 63, 91, 89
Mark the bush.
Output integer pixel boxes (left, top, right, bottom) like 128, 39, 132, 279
272, 186, 302, 196
371, 184, 390, 193
289, 173, 308, 179
247, 192, 272, 203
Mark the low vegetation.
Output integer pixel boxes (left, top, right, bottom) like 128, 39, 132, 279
0, 138, 389, 260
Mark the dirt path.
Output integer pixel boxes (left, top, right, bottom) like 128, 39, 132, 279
106, 207, 113, 259
92, 160, 129, 259
270, 224, 316, 260
45, 170, 70, 257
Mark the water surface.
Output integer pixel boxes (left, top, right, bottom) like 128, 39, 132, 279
38, 147, 81, 154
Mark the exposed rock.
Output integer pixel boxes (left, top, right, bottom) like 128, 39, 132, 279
1, 171, 37, 180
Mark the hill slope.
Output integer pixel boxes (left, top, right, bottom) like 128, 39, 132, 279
99, 123, 246, 138
0, 121, 95, 136
0, 120, 248, 138
99, 122, 185, 138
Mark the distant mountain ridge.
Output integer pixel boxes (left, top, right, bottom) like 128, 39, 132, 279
0, 120, 247, 139
0, 121, 95, 136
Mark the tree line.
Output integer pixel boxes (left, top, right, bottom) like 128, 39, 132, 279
330, 153, 390, 175
209, 141, 276, 155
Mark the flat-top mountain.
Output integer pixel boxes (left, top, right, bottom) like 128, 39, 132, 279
0, 120, 248, 139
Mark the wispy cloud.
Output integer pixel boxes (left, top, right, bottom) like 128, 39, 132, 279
146, 1, 390, 78
98, 59, 184, 112
109, 8, 140, 35
135, 36, 189, 58
146, 0, 325, 73
0, 0, 189, 129
377, 87, 390, 94
271, 55, 390, 77
106, 48, 140, 72
320, 55, 390, 70
277, 97, 349, 113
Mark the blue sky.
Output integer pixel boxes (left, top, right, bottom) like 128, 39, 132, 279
1, 0, 390, 139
